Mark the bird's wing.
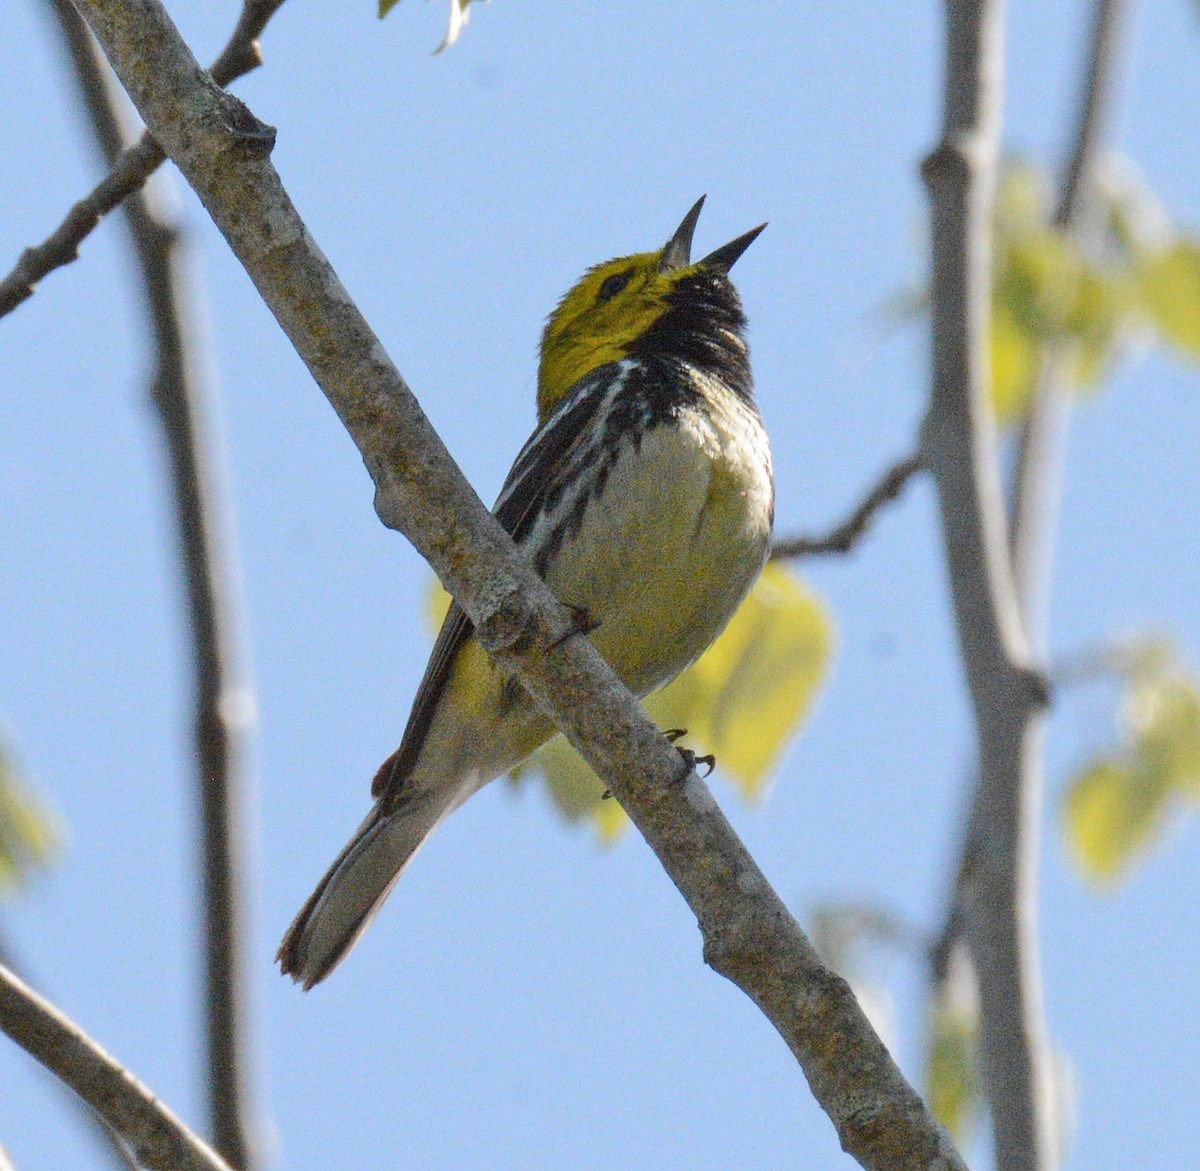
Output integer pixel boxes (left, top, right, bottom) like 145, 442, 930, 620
373, 363, 622, 799
490, 362, 621, 539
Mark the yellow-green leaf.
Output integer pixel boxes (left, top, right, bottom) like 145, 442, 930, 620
1063, 759, 1173, 884
507, 735, 606, 834
1063, 646, 1200, 884
1126, 670, 1200, 798
427, 578, 453, 629
927, 1000, 980, 1146
1064, 266, 1134, 392
1139, 240, 1200, 362
990, 301, 1039, 422
518, 563, 832, 838
0, 738, 60, 896
986, 162, 1144, 422
431, 566, 831, 838
649, 562, 831, 798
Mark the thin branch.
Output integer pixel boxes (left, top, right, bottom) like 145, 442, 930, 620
68, 3, 969, 1167
44, 4, 264, 1167
0, 0, 287, 319
1010, 0, 1131, 639
0, 963, 234, 1171
921, 3, 1059, 1170
931, 1, 1133, 1160
771, 452, 926, 560
1053, 0, 1129, 235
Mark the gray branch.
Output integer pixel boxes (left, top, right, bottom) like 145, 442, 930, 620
921, 3, 1058, 1169
771, 452, 926, 560
64, 1, 968, 1166
0, 963, 233, 1171
932, 1, 1133, 1162
0, 0, 287, 319
44, 4, 264, 1167
1009, 0, 1131, 634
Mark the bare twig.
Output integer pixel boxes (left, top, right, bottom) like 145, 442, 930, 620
68, 3, 968, 1167
1052, 0, 1129, 234
43, 4, 264, 1167
931, 2, 1134, 1162
921, 3, 1059, 1170
1010, 0, 1131, 637
771, 452, 926, 559
0, 963, 234, 1171
0, 0, 287, 319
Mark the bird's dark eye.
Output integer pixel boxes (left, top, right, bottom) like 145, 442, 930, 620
597, 270, 632, 303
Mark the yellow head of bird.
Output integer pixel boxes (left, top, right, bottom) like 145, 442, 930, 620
537, 197, 765, 421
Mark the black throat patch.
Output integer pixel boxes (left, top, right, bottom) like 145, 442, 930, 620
625, 269, 753, 404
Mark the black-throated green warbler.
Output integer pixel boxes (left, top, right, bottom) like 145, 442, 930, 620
279, 198, 775, 987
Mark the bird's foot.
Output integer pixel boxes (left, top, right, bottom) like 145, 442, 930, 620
663, 728, 716, 778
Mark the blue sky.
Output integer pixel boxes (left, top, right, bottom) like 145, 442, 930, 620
2, 2, 1199, 1168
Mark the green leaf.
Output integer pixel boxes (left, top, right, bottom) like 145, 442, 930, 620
1062, 654, 1200, 883
508, 733, 626, 839
1139, 240, 1200, 363
1063, 265, 1135, 392
925, 944, 981, 1146
896, 159, 1190, 426
990, 300, 1039, 423
0, 735, 59, 896
980, 161, 1162, 423
652, 563, 831, 797
1126, 669, 1200, 797
1063, 760, 1170, 884
927, 1000, 980, 1145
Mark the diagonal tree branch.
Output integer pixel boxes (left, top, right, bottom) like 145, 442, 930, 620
66, 2, 968, 1167
0, 0, 287, 319
0, 924, 140, 1171
771, 452, 927, 560
44, 4, 265, 1167
921, 3, 1058, 1169
0, 963, 234, 1171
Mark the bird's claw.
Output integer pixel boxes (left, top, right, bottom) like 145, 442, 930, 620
678, 749, 716, 778
663, 729, 715, 778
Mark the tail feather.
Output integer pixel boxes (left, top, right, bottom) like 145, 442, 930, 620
277, 793, 453, 989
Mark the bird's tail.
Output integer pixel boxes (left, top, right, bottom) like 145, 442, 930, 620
277, 789, 457, 989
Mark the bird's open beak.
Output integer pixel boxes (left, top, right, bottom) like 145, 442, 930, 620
698, 222, 767, 272
659, 196, 706, 272
660, 195, 766, 273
